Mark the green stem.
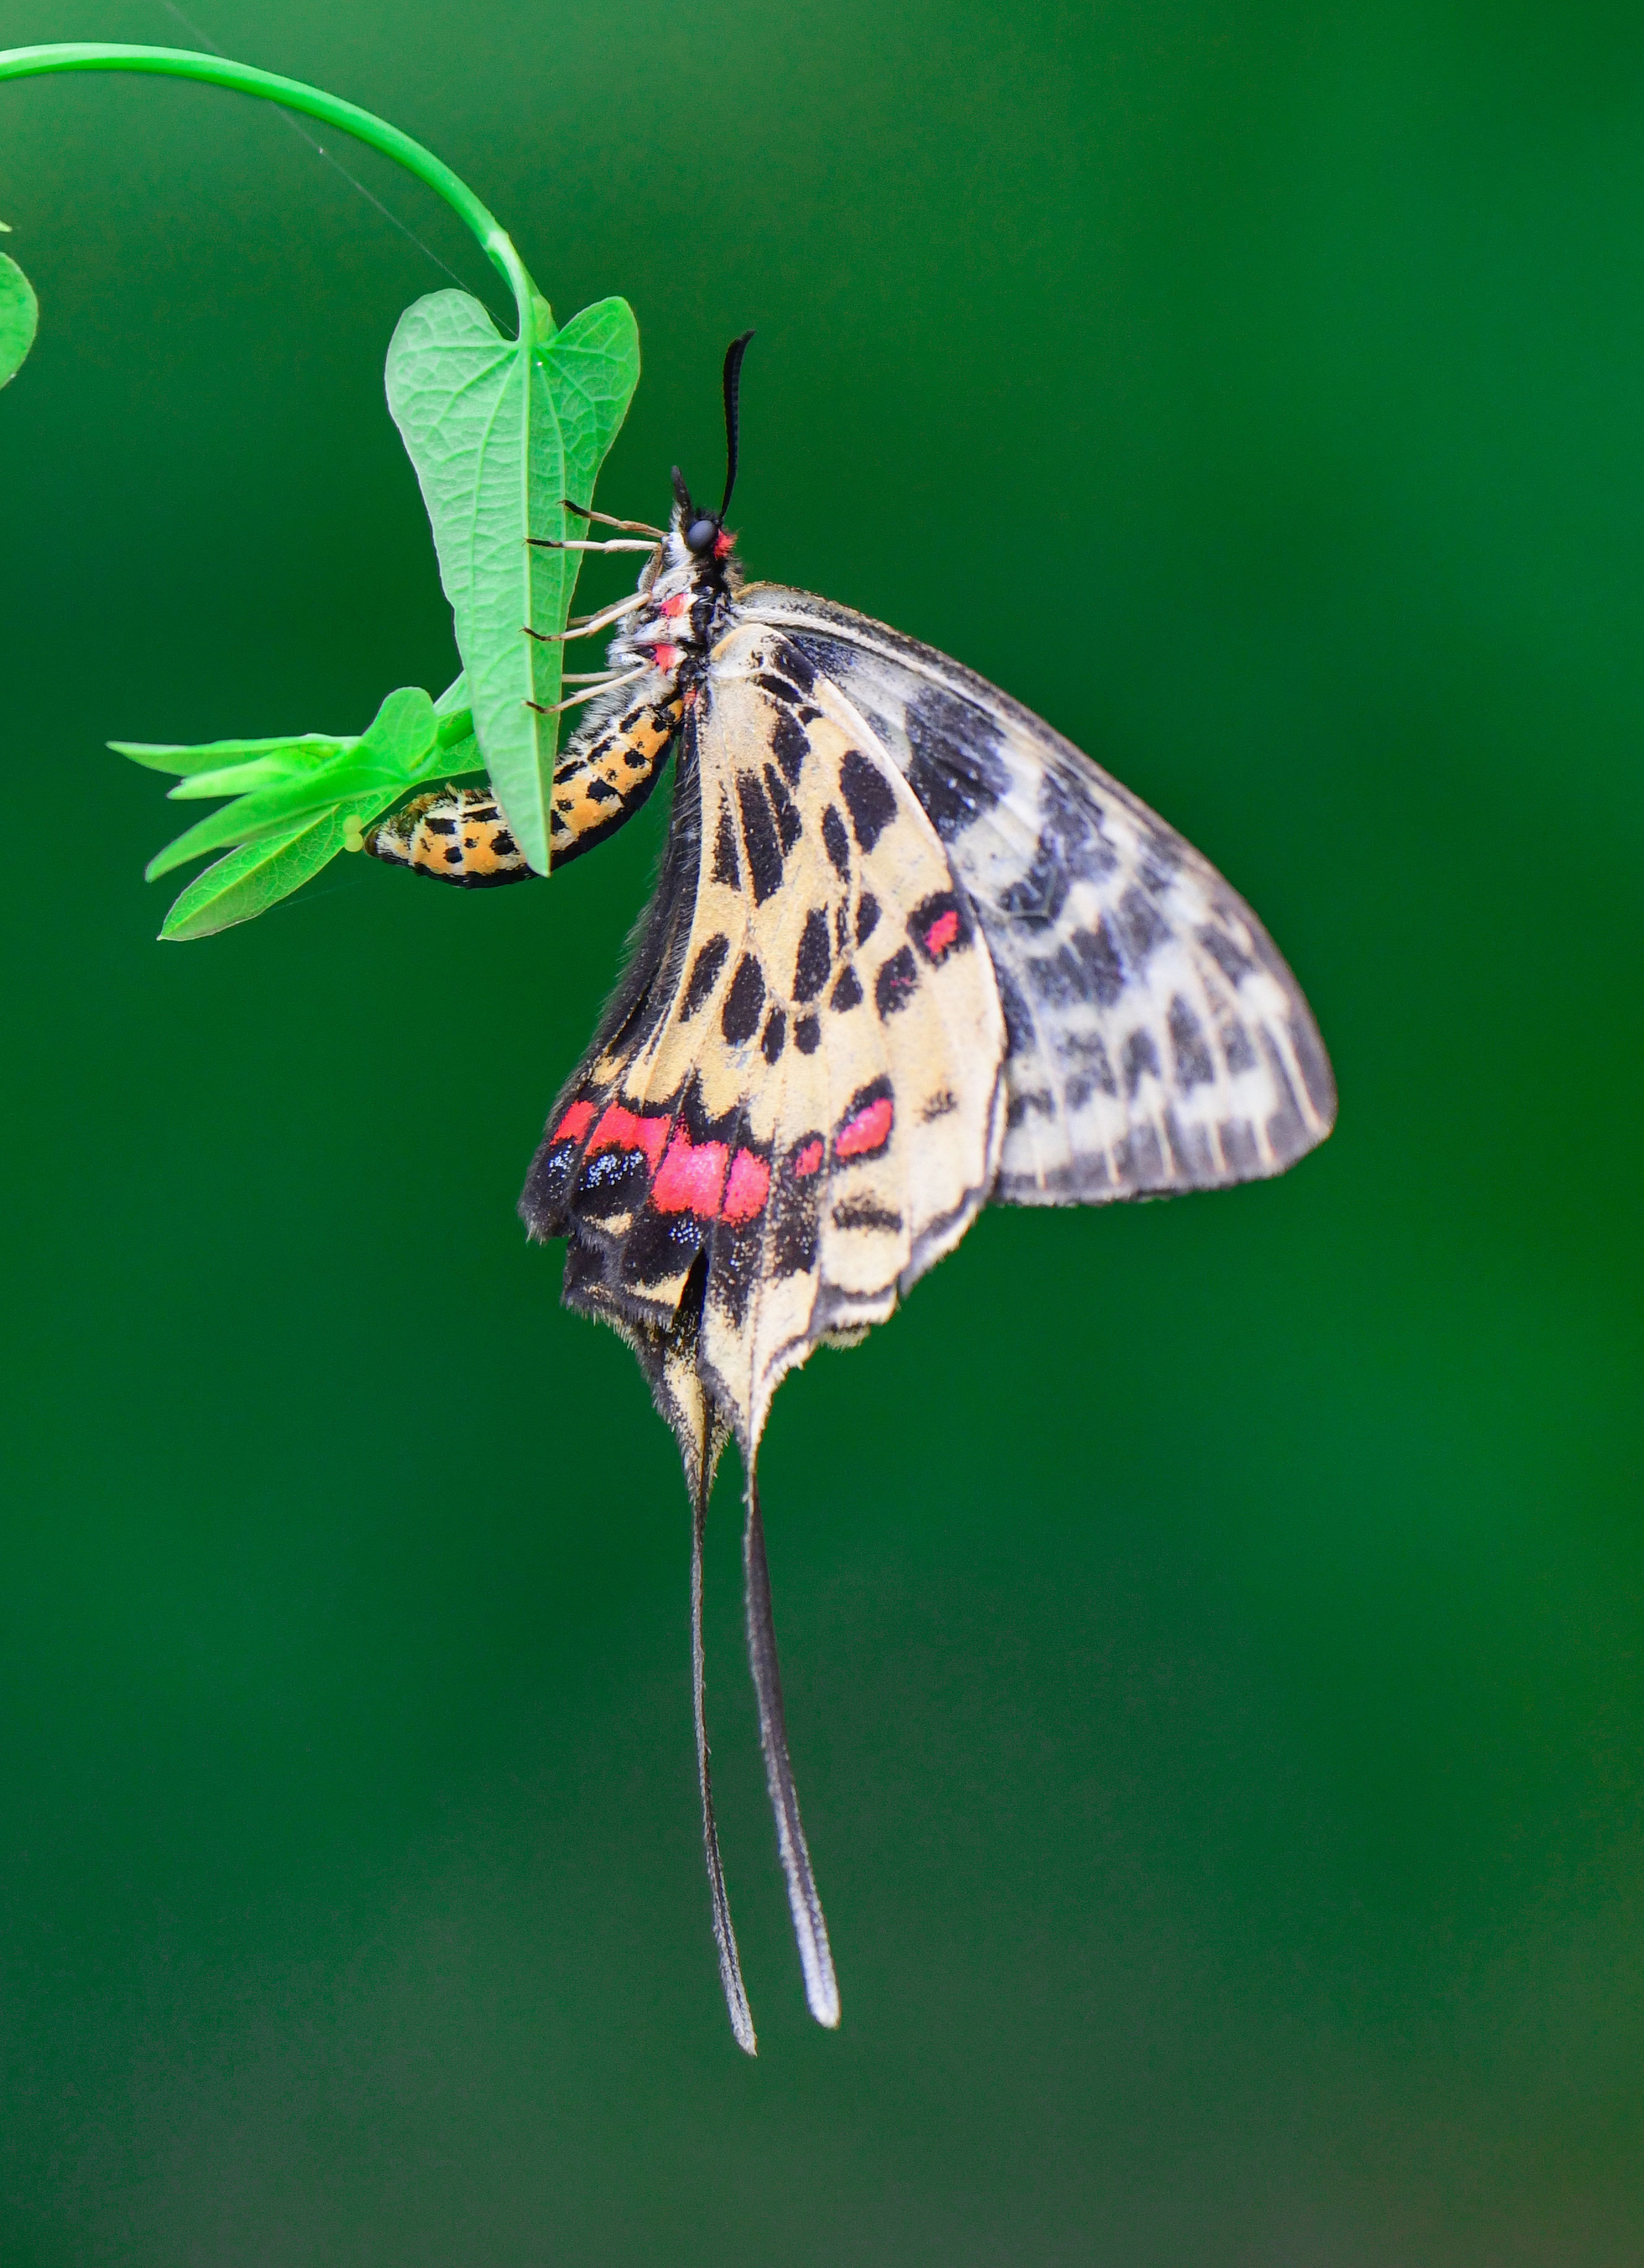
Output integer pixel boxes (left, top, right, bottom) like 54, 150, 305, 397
0, 41, 539, 335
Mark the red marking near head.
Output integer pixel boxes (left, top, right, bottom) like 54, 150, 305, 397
659, 592, 687, 618
589, 1102, 671, 1170
924, 908, 961, 956
792, 1138, 824, 1177
652, 1128, 729, 1216
553, 1099, 597, 1144
651, 643, 681, 672
836, 1096, 894, 1159
714, 529, 736, 559
721, 1148, 771, 1225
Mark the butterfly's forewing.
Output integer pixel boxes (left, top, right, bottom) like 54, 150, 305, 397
737, 591, 1336, 1203
520, 626, 1005, 1456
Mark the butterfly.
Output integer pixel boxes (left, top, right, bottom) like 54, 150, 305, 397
366, 334, 1336, 2053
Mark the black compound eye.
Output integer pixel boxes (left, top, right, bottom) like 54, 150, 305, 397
685, 516, 719, 555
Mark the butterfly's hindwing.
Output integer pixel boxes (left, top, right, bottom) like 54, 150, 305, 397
737, 590, 1336, 1203
521, 628, 1005, 1452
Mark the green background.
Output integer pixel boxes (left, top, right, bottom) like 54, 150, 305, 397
2, 1, 1642, 2259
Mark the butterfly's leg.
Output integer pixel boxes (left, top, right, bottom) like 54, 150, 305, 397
693, 1465, 757, 2055
524, 591, 651, 645
743, 1476, 841, 2028
526, 665, 651, 719
526, 536, 660, 554
561, 500, 668, 540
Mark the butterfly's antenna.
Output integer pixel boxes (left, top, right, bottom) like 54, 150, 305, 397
719, 331, 756, 524
743, 1469, 841, 2028
693, 1456, 756, 2054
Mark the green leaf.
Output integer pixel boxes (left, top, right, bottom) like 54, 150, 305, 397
111, 732, 347, 781
432, 675, 484, 776
159, 794, 397, 942
355, 682, 436, 770
386, 290, 639, 873
124, 682, 444, 893
0, 246, 39, 388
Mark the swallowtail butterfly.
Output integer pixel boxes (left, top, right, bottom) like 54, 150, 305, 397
367, 335, 1336, 2052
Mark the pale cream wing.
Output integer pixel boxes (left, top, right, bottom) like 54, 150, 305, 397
736, 589, 1336, 1204
519, 620, 1005, 1453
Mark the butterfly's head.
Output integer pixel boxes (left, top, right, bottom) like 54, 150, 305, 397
668, 465, 738, 568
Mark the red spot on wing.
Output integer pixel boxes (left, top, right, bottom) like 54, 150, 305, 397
652, 1128, 729, 1216
924, 908, 961, 956
589, 1103, 671, 1170
721, 1148, 771, 1225
553, 1099, 597, 1143
792, 1138, 824, 1177
659, 592, 687, 618
836, 1096, 894, 1159
650, 643, 681, 672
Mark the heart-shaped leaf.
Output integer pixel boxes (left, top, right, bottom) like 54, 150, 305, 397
386, 291, 639, 873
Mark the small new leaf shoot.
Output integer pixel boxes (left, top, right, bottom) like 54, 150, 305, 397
158, 795, 399, 942
121, 683, 444, 901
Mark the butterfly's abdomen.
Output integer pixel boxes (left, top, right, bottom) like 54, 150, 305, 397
548, 695, 683, 868
365, 787, 536, 887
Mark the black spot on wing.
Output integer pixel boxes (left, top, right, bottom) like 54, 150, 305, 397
1197, 924, 1253, 984
795, 1014, 821, 1055
736, 771, 785, 902
833, 1197, 904, 1234
822, 805, 851, 880
1059, 1028, 1118, 1099
794, 909, 832, 1002
875, 946, 919, 1018
830, 964, 863, 1013
1218, 1119, 1260, 1176
773, 1153, 822, 1276
1221, 1018, 1258, 1074
1166, 1107, 1217, 1180
994, 962, 1034, 1060
681, 933, 729, 1018
721, 954, 766, 1045
1168, 995, 1215, 1088
1117, 886, 1170, 969
1113, 1123, 1166, 1186
769, 638, 818, 693
585, 776, 620, 805
763, 763, 803, 853
621, 1206, 706, 1288
1122, 1028, 1161, 1097
575, 1145, 650, 1216
761, 1007, 787, 1063
839, 748, 898, 852
904, 685, 1011, 842
855, 893, 880, 945
1025, 919, 1126, 1008
712, 801, 740, 888
771, 710, 808, 785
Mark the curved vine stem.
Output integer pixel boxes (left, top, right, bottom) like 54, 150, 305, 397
0, 42, 540, 339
